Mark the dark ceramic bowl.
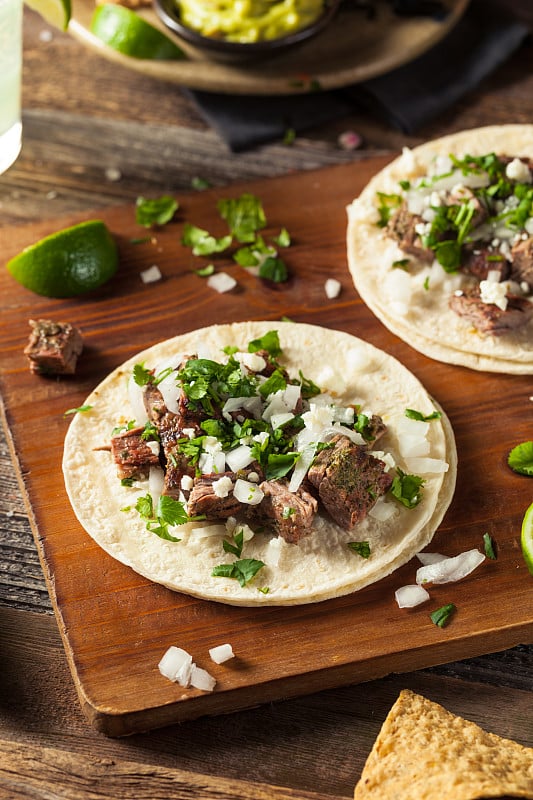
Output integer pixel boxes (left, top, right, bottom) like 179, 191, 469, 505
153, 0, 341, 63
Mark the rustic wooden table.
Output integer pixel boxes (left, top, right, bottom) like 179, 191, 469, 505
0, 2, 532, 797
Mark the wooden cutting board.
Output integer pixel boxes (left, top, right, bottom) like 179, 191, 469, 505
1, 158, 531, 737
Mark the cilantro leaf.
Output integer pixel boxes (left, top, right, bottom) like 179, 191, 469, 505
483, 532, 497, 560
508, 441, 533, 476
182, 222, 232, 256
430, 603, 456, 628
223, 529, 244, 558
266, 452, 299, 480
212, 558, 265, 587
348, 541, 371, 559
248, 330, 282, 357
273, 228, 291, 247
133, 362, 152, 387
63, 404, 93, 416
375, 192, 402, 227
135, 195, 178, 228
259, 255, 289, 283
405, 408, 442, 422
390, 468, 425, 509
217, 193, 266, 243
258, 369, 287, 398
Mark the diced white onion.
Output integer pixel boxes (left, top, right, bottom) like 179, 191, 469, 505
128, 376, 148, 425
209, 644, 234, 664
181, 474, 194, 491
148, 466, 165, 507
399, 435, 430, 458
288, 442, 318, 492
157, 370, 181, 415
140, 265, 162, 284
396, 416, 430, 438
325, 278, 341, 299
188, 524, 226, 541
158, 646, 193, 685
212, 476, 233, 498
395, 584, 430, 608
403, 457, 448, 474
416, 551, 449, 566
225, 444, 254, 472
233, 479, 264, 506
189, 665, 216, 692
207, 272, 237, 293
416, 548, 485, 585
270, 412, 295, 430
368, 498, 397, 522
146, 440, 160, 456
199, 450, 226, 475
265, 535, 283, 567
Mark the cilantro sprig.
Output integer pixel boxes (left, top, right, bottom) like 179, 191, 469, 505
507, 441, 533, 476
134, 492, 196, 542
390, 468, 425, 509
212, 558, 265, 587
135, 195, 178, 228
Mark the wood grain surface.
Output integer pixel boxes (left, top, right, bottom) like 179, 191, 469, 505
1, 158, 532, 736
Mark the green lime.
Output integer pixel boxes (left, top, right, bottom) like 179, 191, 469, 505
7, 219, 118, 298
24, 0, 71, 29
521, 502, 533, 576
90, 4, 185, 59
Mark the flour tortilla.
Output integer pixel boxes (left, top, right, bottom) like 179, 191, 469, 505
347, 125, 533, 374
353, 689, 533, 799
63, 321, 456, 606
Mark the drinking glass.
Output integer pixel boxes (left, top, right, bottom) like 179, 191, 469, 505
0, 0, 22, 174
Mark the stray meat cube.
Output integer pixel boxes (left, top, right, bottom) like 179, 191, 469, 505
24, 319, 83, 375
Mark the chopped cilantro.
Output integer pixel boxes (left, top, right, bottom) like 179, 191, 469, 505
392, 258, 411, 270
258, 368, 287, 398
266, 452, 299, 480
273, 227, 291, 247
63, 404, 93, 416
259, 255, 289, 283
483, 532, 497, 560
132, 362, 152, 387
120, 477, 135, 487
283, 127, 296, 145
212, 558, 265, 587
217, 193, 266, 243
191, 176, 211, 191
405, 408, 442, 422
390, 468, 424, 509
134, 492, 192, 542
181, 222, 232, 256
195, 264, 215, 277
223, 529, 244, 558
376, 192, 402, 227
298, 370, 321, 400
135, 195, 178, 228
348, 541, 371, 559
507, 441, 533, 476
430, 603, 456, 628
248, 330, 281, 357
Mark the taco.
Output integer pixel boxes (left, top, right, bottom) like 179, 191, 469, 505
62, 321, 456, 606
347, 125, 533, 374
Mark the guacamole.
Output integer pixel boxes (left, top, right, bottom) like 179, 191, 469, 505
177, 0, 325, 42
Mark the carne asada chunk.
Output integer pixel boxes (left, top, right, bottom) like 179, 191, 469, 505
361, 413, 388, 446
461, 246, 510, 283
449, 289, 533, 335
24, 319, 83, 375
307, 434, 393, 530
510, 236, 533, 289
386, 203, 434, 263
110, 426, 160, 481
187, 473, 243, 520
255, 479, 318, 544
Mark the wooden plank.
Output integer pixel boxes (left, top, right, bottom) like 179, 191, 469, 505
0, 159, 531, 736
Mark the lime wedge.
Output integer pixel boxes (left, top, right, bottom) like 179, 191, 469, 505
90, 4, 185, 59
7, 219, 118, 298
24, 0, 71, 30
521, 502, 533, 576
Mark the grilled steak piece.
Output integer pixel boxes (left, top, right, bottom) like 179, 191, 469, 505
255, 479, 318, 544
449, 289, 533, 334
307, 434, 393, 529
143, 381, 197, 498
510, 236, 533, 289
363, 414, 388, 446
386, 203, 434, 263
110, 426, 160, 481
461, 247, 510, 282
24, 319, 83, 375
187, 473, 242, 520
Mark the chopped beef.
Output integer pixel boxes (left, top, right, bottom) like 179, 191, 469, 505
110, 426, 160, 481
510, 236, 533, 289
449, 289, 533, 335
307, 434, 393, 529
363, 414, 388, 446
187, 473, 242, 520
255, 479, 318, 544
461, 246, 510, 282
143, 381, 197, 498
24, 319, 83, 375
386, 203, 434, 263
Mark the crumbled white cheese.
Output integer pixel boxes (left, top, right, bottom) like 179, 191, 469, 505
479, 278, 508, 310
180, 474, 194, 491
505, 158, 532, 184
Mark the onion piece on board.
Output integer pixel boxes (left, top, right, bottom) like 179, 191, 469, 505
416, 548, 485, 585
209, 643, 234, 664
395, 584, 430, 608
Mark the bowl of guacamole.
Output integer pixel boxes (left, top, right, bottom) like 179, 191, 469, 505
153, 0, 341, 61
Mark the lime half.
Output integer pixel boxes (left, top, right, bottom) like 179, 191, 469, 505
7, 219, 118, 298
521, 502, 533, 576
24, 0, 71, 30
90, 4, 185, 59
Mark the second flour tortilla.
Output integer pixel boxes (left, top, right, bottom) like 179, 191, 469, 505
347, 125, 533, 374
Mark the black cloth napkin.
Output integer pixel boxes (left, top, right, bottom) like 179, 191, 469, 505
186, 0, 530, 152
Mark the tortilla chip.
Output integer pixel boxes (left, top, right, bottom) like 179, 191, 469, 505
353, 689, 533, 799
